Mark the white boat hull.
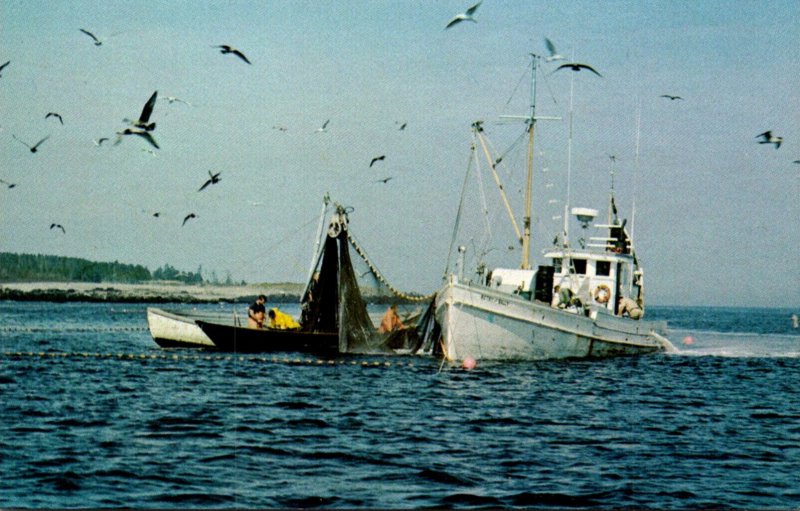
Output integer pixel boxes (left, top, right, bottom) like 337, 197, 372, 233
435, 277, 674, 361
146, 307, 240, 348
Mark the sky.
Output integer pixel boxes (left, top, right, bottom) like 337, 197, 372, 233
1, 0, 798, 308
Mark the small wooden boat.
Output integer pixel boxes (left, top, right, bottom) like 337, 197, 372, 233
147, 307, 241, 348
196, 320, 339, 355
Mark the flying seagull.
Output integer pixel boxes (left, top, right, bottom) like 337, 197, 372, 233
0, 178, 16, 189
50, 223, 66, 234
0, 60, 9, 77
369, 155, 385, 167
94, 137, 109, 146
79, 28, 103, 46
660, 94, 683, 101
198, 170, 221, 191
215, 45, 251, 64
544, 38, 565, 62
115, 128, 159, 149
161, 96, 191, 106
397, 122, 407, 130
375, 177, 393, 184
756, 131, 782, 149
445, 1, 482, 29
124, 90, 158, 131
793, 160, 800, 164
555, 62, 603, 77
316, 119, 330, 132
12, 134, 50, 153
45, 112, 64, 124
182, 213, 197, 226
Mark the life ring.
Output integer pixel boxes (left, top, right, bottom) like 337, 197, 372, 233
593, 284, 611, 304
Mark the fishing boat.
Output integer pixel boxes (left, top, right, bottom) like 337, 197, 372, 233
197, 202, 423, 355
146, 307, 243, 348
432, 52, 675, 362
195, 320, 338, 354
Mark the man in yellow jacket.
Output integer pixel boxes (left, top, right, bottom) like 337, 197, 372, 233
268, 308, 301, 330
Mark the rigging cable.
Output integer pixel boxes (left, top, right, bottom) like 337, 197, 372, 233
443, 139, 478, 281
346, 232, 435, 302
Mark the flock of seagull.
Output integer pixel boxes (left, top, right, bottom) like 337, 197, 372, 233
1, 35, 254, 232
442, 2, 793, 159
1, 4, 795, 239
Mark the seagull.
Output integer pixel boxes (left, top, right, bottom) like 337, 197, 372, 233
375, 177, 393, 184
182, 213, 197, 226
660, 94, 683, 101
115, 128, 159, 149
93, 137, 109, 146
0, 178, 16, 189
544, 38, 565, 62
756, 131, 782, 149
153, 212, 161, 218
161, 96, 191, 106
198, 170, 221, 191
315, 119, 330, 132
12, 134, 50, 153
79, 28, 103, 46
555, 62, 603, 77
272, 125, 288, 131
793, 160, 800, 164
50, 223, 66, 234
369, 155, 385, 167
0, 60, 10, 77
445, 1, 482, 29
124, 90, 158, 131
141, 148, 158, 157
215, 45, 251, 64
45, 112, 64, 124
396, 121, 407, 130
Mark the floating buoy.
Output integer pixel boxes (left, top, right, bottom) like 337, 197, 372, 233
462, 356, 477, 370
682, 335, 695, 346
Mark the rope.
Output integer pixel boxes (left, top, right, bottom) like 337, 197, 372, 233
345, 232, 435, 303
0, 326, 148, 333
0, 350, 417, 367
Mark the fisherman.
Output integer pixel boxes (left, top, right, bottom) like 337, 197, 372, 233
378, 304, 405, 333
618, 295, 644, 320
268, 307, 301, 330
553, 284, 575, 309
247, 294, 267, 329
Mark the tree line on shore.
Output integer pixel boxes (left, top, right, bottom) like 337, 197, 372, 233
0, 252, 210, 284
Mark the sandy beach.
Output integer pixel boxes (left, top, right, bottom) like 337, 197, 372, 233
0, 281, 306, 303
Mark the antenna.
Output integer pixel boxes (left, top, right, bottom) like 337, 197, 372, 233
563, 46, 576, 250
632, 98, 641, 241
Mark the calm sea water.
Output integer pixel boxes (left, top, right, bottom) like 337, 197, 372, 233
1, 301, 799, 509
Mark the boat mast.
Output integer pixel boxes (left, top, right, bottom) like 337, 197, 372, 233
520, 54, 539, 270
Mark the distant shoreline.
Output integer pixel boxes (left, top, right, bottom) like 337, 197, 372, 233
0, 281, 304, 304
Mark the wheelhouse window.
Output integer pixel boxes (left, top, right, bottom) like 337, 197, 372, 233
596, 260, 611, 277
571, 259, 587, 275
552, 258, 562, 273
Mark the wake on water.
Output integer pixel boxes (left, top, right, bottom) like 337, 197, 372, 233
665, 328, 800, 358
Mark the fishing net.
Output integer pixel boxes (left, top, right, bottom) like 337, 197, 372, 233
300, 206, 432, 355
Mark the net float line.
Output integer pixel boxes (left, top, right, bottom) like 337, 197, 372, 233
0, 350, 418, 367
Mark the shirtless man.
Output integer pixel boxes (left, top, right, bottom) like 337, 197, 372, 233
247, 294, 267, 329
378, 304, 405, 333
